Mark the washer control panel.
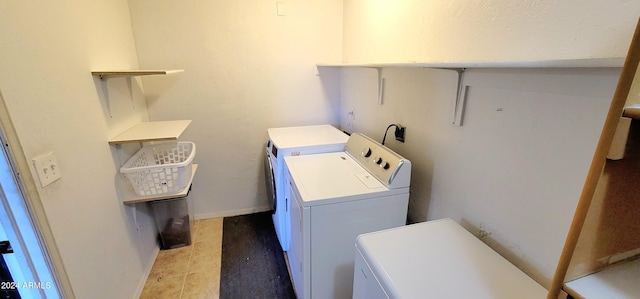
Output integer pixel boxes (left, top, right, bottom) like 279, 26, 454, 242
346, 133, 411, 189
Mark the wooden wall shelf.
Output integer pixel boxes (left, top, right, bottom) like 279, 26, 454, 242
108, 120, 192, 144
122, 164, 198, 204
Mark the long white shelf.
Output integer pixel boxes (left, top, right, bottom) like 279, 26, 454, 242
122, 164, 198, 204
317, 58, 625, 69
317, 58, 625, 126
564, 258, 640, 299
108, 120, 192, 144
91, 69, 184, 80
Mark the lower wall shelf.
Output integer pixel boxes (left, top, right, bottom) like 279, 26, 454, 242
122, 164, 198, 204
109, 120, 192, 144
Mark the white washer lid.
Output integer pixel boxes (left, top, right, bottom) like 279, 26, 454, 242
356, 218, 547, 299
268, 125, 348, 149
285, 152, 407, 206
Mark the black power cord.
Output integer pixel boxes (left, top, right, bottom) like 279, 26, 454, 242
382, 124, 405, 145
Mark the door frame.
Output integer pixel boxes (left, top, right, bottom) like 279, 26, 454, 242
0, 91, 75, 298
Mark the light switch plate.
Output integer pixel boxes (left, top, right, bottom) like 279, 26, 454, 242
32, 152, 62, 187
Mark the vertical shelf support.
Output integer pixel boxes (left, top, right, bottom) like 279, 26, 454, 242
127, 77, 135, 109
360, 67, 385, 105
98, 79, 112, 118
453, 68, 467, 126
132, 204, 139, 232
431, 67, 467, 126
375, 67, 385, 105
434, 68, 467, 126
96, 76, 138, 118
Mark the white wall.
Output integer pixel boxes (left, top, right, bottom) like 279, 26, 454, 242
339, 67, 619, 286
0, 0, 635, 296
127, 0, 344, 218
340, 0, 640, 288
0, 1, 157, 298
343, 0, 640, 63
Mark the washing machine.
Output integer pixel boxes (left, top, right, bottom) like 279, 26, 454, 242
284, 132, 411, 299
352, 218, 547, 299
265, 125, 348, 251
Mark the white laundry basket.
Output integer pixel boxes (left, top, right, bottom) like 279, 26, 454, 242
120, 142, 196, 196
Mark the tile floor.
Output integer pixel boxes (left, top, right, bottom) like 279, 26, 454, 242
140, 217, 223, 299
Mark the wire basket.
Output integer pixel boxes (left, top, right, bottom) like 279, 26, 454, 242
120, 142, 196, 196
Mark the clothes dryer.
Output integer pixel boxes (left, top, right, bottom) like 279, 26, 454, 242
265, 125, 348, 251
352, 218, 547, 298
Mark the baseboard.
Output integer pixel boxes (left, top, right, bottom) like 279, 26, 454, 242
133, 245, 160, 299
194, 206, 271, 220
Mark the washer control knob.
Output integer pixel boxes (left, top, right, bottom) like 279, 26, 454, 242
374, 157, 382, 164
362, 148, 372, 157
381, 162, 390, 170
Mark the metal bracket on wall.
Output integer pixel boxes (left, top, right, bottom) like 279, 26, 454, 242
438, 68, 467, 126
373, 67, 385, 105
96, 77, 136, 118
99, 79, 112, 118
358, 67, 385, 105
453, 68, 468, 126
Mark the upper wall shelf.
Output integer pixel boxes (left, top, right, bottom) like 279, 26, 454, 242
316, 58, 625, 69
317, 58, 625, 126
91, 69, 184, 80
108, 120, 192, 144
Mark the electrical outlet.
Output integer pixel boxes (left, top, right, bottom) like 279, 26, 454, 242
32, 152, 62, 187
347, 107, 355, 120
395, 126, 406, 143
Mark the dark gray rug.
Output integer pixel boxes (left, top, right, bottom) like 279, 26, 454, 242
220, 212, 296, 299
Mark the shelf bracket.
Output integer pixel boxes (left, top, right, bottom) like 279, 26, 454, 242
127, 77, 135, 109
132, 204, 139, 232
435, 68, 467, 126
96, 76, 138, 118
363, 67, 384, 105
377, 68, 385, 105
453, 68, 468, 126
98, 79, 112, 118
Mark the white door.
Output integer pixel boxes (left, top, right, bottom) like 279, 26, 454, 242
0, 134, 61, 298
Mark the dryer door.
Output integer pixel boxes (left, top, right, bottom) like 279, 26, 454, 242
264, 149, 277, 213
